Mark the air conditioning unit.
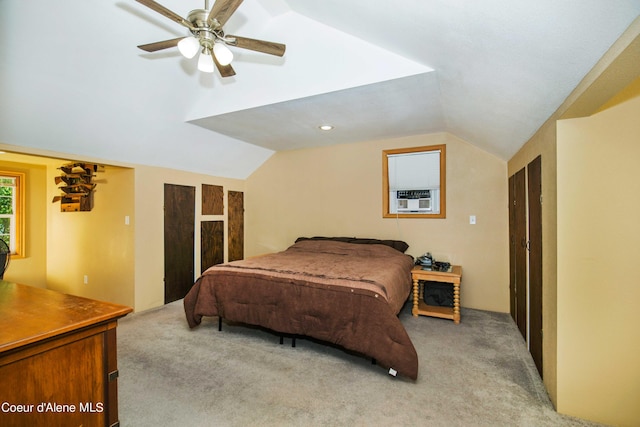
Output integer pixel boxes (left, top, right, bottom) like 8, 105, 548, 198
396, 190, 432, 213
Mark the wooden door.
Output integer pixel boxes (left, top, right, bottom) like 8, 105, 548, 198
528, 155, 543, 376
228, 191, 244, 261
164, 184, 195, 304
509, 168, 527, 339
201, 220, 224, 273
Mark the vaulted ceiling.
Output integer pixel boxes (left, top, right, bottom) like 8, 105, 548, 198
1, 1, 639, 179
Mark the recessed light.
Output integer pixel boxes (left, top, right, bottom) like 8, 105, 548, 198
318, 124, 334, 131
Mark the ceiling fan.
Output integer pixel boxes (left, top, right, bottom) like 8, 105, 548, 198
134, 0, 286, 77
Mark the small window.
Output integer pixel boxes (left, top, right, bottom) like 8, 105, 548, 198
382, 144, 446, 218
0, 172, 25, 257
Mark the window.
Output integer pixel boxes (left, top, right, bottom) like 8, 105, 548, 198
382, 144, 446, 218
0, 172, 25, 256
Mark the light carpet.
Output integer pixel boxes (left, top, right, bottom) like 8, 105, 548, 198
116, 300, 605, 427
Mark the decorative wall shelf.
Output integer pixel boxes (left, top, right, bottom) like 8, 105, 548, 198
52, 162, 102, 212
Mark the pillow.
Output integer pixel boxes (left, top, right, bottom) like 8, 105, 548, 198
295, 236, 409, 253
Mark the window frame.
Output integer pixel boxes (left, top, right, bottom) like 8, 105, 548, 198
382, 144, 446, 219
0, 171, 25, 257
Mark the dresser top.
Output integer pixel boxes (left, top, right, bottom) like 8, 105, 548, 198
0, 281, 132, 353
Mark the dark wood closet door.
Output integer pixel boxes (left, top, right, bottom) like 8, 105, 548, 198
201, 220, 224, 273
508, 174, 516, 319
202, 184, 223, 215
228, 191, 244, 262
528, 155, 543, 376
509, 168, 527, 339
164, 184, 195, 304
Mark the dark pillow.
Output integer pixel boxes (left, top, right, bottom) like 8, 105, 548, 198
295, 236, 409, 253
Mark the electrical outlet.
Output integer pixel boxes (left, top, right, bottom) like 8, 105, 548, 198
83, 275, 88, 285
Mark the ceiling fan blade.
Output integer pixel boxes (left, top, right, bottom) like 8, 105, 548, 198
137, 37, 184, 52
207, 0, 244, 28
135, 0, 195, 30
213, 55, 236, 78
228, 36, 286, 57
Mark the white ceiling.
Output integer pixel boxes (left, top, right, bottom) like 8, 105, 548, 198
1, 1, 639, 179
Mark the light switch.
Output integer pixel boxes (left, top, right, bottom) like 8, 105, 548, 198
470, 215, 476, 225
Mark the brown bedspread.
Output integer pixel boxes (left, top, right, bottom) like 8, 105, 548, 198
183, 240, 418, 379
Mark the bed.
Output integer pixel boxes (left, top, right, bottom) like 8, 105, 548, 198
183, 237, 418, 380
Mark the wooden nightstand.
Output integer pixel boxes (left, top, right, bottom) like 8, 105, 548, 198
411, 265, 462, 323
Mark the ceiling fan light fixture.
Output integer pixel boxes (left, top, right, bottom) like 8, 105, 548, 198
134, 0, 286, 77
197, 49, 215, 73
213, 42, 234, 66
177, 36, 200, 59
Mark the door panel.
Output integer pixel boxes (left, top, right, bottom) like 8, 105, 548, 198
164, 184, 195, 304
528, 155, 543, 376
202, 184, 223, 215
509, 168, 527, 340
228, 191, 244, 262
509, 174, 516, 319
201, 220, 224, 273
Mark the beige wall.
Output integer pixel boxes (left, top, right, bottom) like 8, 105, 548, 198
0, 148, 246, 313
0, 158, 48, 288
1, 17, 636, 424
556, 85, 640, 427
246, 132, 510, 313
46, 164, 136, 308
507, 21, 640, 413
133, 165, 245, 312
507, 121, 559, 404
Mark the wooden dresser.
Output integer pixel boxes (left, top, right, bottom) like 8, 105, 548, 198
0, 281, 132, 427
